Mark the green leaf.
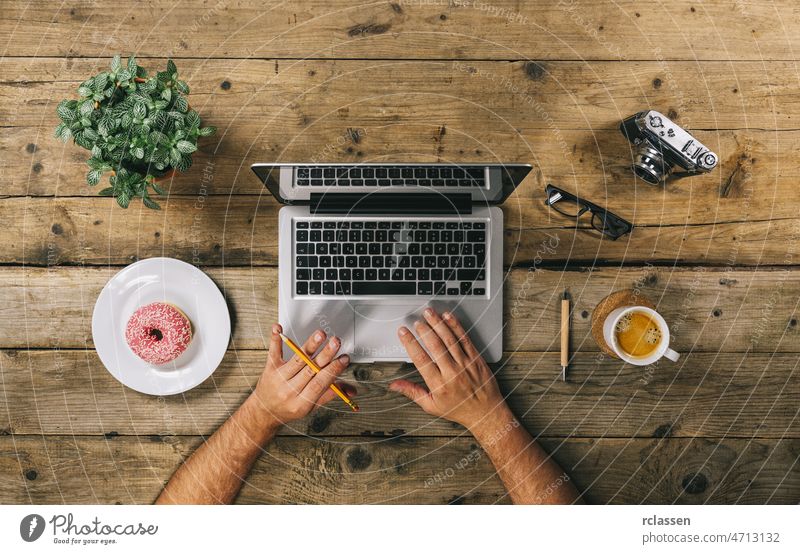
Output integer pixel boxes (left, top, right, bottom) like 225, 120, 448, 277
79, 100, 94, 117
54, 123, 66, 140
83, 127, 98, 141
133, 146, 145, 159
93, 73, 109, 92
111, 55, 121, 72
175, 154, 192, 172
198, 126, 216, 136
175, 140, 197, 154
87, 169, 102, 186
176, 80, 190, 94
170, 148, 181, 166
116, 68, 131, 82
127, 56, 138, 74
56, 100, 76, 122
78, 84, 93, 97
167, 59, 177, 76
116, 191, 131, 208
133, 103, 147, 119
161, 87, 172, 102
185, 111, 200, 128
98, 187, 114, 196
150, 182, 165, 195
157, 71, 171, 83
174, 95, 188, 113
142, 196, 161, 210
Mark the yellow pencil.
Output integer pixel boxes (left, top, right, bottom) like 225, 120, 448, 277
279, 333, 359, 412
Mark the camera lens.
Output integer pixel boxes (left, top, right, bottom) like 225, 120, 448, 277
631, 143, 671, 185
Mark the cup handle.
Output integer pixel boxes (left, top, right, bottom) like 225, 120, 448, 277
664, 348, 680, 362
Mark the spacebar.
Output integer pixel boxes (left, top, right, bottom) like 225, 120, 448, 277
352, 282, 416, 295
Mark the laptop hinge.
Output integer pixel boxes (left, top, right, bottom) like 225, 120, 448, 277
310, 193, 472, 215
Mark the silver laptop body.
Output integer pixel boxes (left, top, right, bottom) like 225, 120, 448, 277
252, 162, 531, 363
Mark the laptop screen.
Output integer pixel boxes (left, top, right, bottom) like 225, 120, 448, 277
251, 163, 531, 206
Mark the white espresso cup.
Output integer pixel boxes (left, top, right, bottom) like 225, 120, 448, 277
602, 306, 679, 365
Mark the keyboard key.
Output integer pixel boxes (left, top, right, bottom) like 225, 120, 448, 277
296, 221, 309, 229
340, 268, 353, 281
447, 287, 459, 296
474, 288, 486, 295
460, 281, 472, 295
323, 282, 334, 295
296, 230, 309, 241
309, 282, 321, 294
457, 269, 485, 281
418, 282, 433, 295
296, 256, 317, 267
296, 243, 311, 254
353, 282, 416, 295
313, 269, 324, 280
296, 269, 310, 280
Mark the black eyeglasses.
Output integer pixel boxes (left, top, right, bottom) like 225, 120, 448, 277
544, 184, 633, 240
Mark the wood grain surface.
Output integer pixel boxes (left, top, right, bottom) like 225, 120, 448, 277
1, 0, 798, 504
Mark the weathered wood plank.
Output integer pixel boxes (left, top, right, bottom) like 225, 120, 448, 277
6, 124, 793, 224
2, 349, 797, 439
3, 266, 799, 352
1, 1, 797, 61
4, 196, 800, 266
1, 435, 796, 504
3, 58, 797, 132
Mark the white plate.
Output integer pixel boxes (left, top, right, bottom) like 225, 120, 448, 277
92, 257, 231, 395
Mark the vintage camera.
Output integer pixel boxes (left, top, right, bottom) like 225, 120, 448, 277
620, 110, 718, 184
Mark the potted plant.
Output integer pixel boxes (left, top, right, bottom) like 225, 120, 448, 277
54, 56, 216, 209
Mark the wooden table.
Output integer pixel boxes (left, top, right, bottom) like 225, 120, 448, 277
1, 0, 799, 504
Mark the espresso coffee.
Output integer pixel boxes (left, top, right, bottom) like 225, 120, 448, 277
614, 310, 662, 358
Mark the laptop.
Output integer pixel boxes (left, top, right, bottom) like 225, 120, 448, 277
251, 163, 531, 363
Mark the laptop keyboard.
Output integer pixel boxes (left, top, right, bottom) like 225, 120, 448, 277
294, 220, 488, 296
295, 165, 486, 188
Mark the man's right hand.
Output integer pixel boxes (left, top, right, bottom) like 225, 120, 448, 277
389, 308, 512, 435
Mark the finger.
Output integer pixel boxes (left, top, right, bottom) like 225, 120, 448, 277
267, 323, 284, 368
315, 382, 357, 407
389, 379, 434, 413
397, 326, 440, 385
280, 330, 327, 378
300, 354, 350, 405
442, 311, 482, 363
415, 319, 455, 371
289, 336, 341, 391
423, 307, 466, 366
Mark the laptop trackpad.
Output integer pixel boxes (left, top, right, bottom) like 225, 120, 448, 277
353, 304, 422, 360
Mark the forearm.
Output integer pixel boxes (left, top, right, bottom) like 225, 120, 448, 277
470, 404, 582, 504
156, 394, 279, 504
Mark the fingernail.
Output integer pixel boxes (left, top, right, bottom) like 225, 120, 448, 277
398, 326, 409, 336
315, 331, 324, 341
443, 311, 452, 320
424, 308, 433, 318
272, 324, 280, 334
329, 337, 339, 349
339, 354, 350, 365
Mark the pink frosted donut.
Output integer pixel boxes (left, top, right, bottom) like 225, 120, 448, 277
125, 302, 192, 365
